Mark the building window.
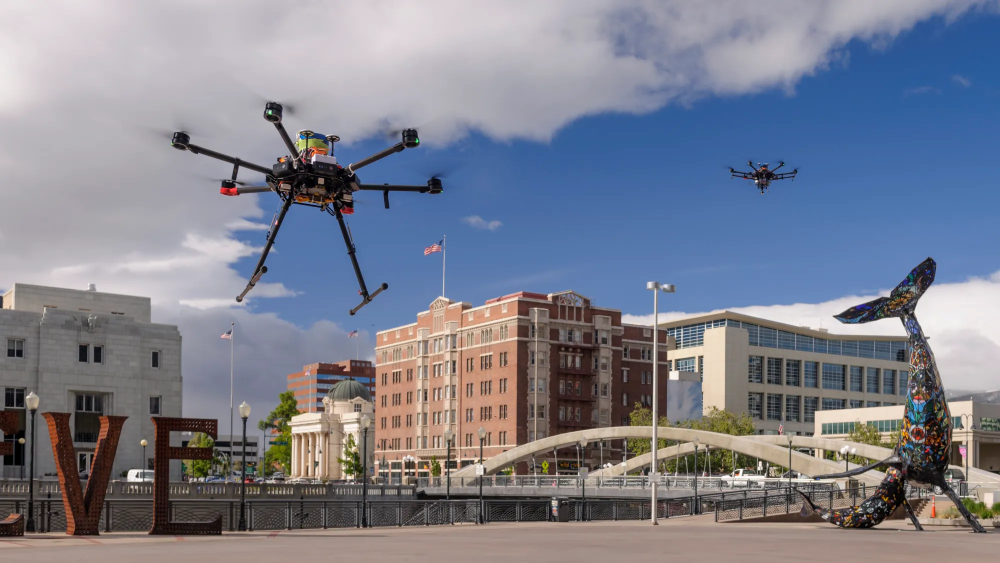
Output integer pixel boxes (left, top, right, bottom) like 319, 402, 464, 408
766, 394, 782, 421
766, 358, 782, 385
785, 360, 800, 387
622, 346, 630, 360
883, 369, 896, 395
748, 393, 763, 420
76, 394, 104, 413
6, 338, 24, 358
821, 398, 845, 410
151, 350, 161, 369
866, 368, 880, 394
866, 401, 880, 408
898, 370, 908, 395
79, 344, 89, 363
149, 396, 161, 415
785, 395, 800, 422
821, 364, 845, 391
804, 397, 818, 423
748, 356, 763, 384
849, 399, 862, 408
676, 357, 696, 372
621, 369, 629, 383
804, 362, 818, 388
4, 387, 25, 408
92, 345, 103, 364
849, 366, 863, 392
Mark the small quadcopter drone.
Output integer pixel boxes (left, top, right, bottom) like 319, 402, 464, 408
169, 102, 442, 315
728, 160, 798, 194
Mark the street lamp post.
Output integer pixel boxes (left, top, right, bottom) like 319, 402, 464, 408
238, 401, 250, 531
141, 439, 148, 472
578, 439, 588, 521
787, 435, 794, 489
25, 391, 39, 533
840, 445, 850, 472
477, 426, 486, 524
444, 428, 454, 500
17, 438, 25, 480
646, 281, 675, 525
361, 415, 371, 527
960, 413, 976, 495
692, 437, 699, 516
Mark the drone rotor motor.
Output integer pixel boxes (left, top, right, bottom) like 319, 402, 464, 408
170, 131, 190, 151
264, 101, 283, 124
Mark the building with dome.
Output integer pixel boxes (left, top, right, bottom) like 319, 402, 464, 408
288, 378, 376, 480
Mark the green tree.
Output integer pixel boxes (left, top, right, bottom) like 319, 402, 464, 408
540, 460, 550, 475
338, 433, 361, 479
258, 390, 300, 475
501, 465, 514, 476
185, 432, 217, 478
430, 456, 442, 477
845, 421, 902, 468
628, 405, 756, 475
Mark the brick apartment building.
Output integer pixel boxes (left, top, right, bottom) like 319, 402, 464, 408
287, 360, 376, 413
373, 291, 667, 478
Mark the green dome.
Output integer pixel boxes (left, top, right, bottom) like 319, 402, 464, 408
328, 378, 372, 403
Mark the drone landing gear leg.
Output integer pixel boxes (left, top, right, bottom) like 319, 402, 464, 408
331, 204, 387, 316
236, 195, 294, 303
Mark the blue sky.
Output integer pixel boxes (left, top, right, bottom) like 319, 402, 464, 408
3, 1, 999, 430
239, 14, 1000, 335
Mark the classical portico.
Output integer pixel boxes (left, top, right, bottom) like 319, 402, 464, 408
289, 379, 376, 480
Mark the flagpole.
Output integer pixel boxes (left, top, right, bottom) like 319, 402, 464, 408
442, 235, 446, 297
229, 321, 234, 481
356, 329, 359, 361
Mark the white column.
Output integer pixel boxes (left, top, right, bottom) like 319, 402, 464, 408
291, 434, 299, 477
321, 433, 329, 479
308, 433, 315, 478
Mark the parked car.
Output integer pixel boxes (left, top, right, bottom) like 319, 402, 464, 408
721, 469, 766, 488
126, 469, 155, 482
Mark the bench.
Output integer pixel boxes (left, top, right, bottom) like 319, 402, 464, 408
0, 513, 24, 537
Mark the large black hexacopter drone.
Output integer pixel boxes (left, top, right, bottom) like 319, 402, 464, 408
170, 102, 442, 315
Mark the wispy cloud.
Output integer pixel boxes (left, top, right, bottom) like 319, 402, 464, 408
462, 215, 502, 231
904, 86, 940, 96
952, 74, 972, 88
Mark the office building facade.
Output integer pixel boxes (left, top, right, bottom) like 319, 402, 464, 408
287, 360, 376, 413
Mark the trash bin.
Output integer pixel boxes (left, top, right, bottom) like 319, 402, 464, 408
551, 497, 570, 522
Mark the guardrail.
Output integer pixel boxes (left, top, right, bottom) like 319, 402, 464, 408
0, 480, 415, 500
414, 475, 830, 491
715, 485, 879, 522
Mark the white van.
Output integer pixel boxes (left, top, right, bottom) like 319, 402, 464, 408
126, 469, 155, 482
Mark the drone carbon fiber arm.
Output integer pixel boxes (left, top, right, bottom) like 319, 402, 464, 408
356, 183, 430, 193
346, 142, 407, 175
773, 171, 798, 180
183, 142, 273, 176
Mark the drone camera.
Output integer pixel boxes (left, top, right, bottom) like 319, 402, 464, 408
171, 131, 190, 151
402, 129, 420, 148
427, 177, 443, 194
264, 102, 283, 124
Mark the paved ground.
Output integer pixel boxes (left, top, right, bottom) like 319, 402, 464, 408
1, 517, 998, 561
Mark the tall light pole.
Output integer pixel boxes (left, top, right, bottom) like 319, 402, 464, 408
578, 439, 588, 521
25, 391, 39, 533
444, 428, 454, 500
238, 401, 250, 531
840, 445, 850, 471
17, 438, 25, 480
960, 413, 976, 495
477, 426, 486, 524
141, 439, 148, 472
646, 281, 675, 525
361, 415, 371, 528
692, 437, 699, 515
787, 435, 794, 489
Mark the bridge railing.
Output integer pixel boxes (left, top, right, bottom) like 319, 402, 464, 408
0, 479, 415, 500
414, 475, 833, 491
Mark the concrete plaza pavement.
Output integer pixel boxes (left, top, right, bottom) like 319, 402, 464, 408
1, 517, 998, 561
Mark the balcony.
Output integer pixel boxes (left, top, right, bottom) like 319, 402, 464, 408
75, 432, 98, 443
556, 392, 596, 403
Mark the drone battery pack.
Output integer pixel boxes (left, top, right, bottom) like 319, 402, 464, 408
312, 161, 338, 175
273, 160, 295, 178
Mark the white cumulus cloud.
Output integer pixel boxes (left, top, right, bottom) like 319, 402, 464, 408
462, 215, 503, 231
623, 269, 1000, 391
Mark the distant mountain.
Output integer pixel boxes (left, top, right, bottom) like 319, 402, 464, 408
947, 389, 1000, 404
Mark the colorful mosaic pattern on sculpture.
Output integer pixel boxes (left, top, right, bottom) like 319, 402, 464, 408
804, 258, 954, 529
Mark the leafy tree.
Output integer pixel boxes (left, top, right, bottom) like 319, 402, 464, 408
258, 390, 300, 474
185, 433, 218, 478
628, 405, 756, 475
844, 421, 902, 468
501, 465, 514, 476
430, 456, 442, 477
540, 460, 550, 475
338, 433, 361, 479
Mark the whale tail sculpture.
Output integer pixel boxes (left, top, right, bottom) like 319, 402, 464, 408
798, 257, 988, 533
834, 257, 935, 324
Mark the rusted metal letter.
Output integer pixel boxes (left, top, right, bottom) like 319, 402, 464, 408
0, 411, 17, 457
149, 417, 222, 535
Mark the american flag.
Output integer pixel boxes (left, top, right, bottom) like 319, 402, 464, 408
778, 423, 784, 435
348, 330, 359, 338
424, 239, 443, 255
221, 328, 232, 340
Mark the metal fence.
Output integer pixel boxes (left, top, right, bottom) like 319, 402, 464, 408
415, 475, 830, 491
0, 480, 414, 500
714, 485, 875, 522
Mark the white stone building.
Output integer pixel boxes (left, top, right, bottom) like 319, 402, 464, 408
289, 379, 375, 480
0, 283, 183, 480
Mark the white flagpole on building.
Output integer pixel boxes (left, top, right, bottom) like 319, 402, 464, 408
356, 329, 360, 361
442, 235, 446, 297
229, 321, 234, 480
